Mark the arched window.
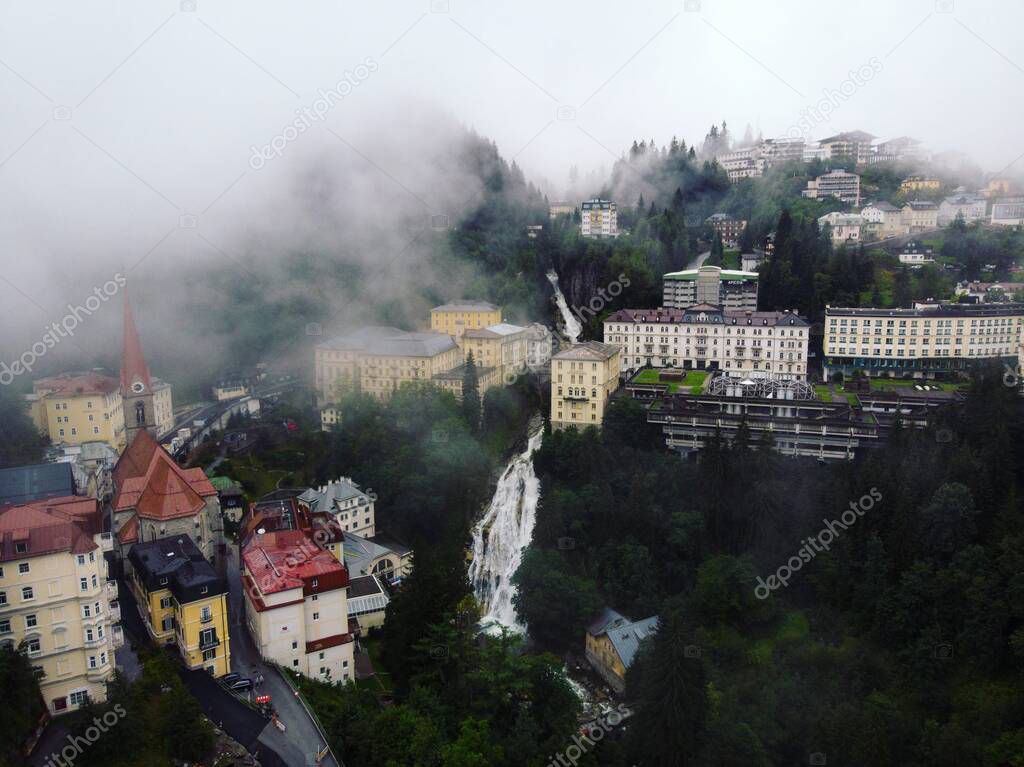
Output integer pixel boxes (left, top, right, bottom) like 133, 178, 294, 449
135, 401, 145, 425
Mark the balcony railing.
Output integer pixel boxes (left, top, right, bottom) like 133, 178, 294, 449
199, 636, 220, 651
104, 581, 118, 601
98, 532, 113, 552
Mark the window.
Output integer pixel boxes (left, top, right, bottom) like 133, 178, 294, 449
27, 638, 40, 654
25, 614, 37, 629
88, 656, 97, 669
319, 651, 325, 660
91, 575, 97, 588
0, 592, 6, 606
200, 606, 212, 622
199, 628, 216, 646
0, 620, 9, 634
312, 612, 320, 621
15, 542, 26, 554
80, 578, 88, 592
159, 596, 173, 609
310, 594, 318, 602
18, 563, 29, 574
292, 641, 298, 650
69, 690, 88, 707
292, 659, 299, 668
22, 587, 33, 601
89, 552, 94, 563
83, 605, 92, 618
77, 555, 85, 566
85, 628, 94, 642
100, 651, 107, 665
202, 648, 217, 661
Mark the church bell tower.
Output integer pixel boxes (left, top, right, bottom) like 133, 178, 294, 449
121, 290, 157, 446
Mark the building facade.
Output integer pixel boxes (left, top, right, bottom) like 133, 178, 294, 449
818, 212, 864, 244
241, 529, 355, 683
899, 176, 941, 194
0, 496, 118, 715
901, 201, 939, 232
663, 265, 759, 311
803, 169, 861, 206
823, 304, 1024, 379
585, 608, 658, 694
315, 326, 463, 404
580, 199, 618, 237
818, 130, 875, 164
706, 213, 747, 246
860, 201, 903, 237
605, 305, 810, 379
298, 477, 377, 538
126, 535, 230, 676
28, 373, 125, 451
550, 342, 621, 430
991, 197, 1024, 226
459, 323, 529, 382
430, 301, 502, 339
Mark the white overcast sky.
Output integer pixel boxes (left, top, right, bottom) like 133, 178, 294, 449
0, 0, 1022, 357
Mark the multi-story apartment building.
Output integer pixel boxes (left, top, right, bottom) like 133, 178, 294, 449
663, 265, 759, 311
580, 199, 618, 237
430, 301, 502, 339
298, 477, 377, 538
901, 201, 939, 232
28, 373, 126, 451
938, 193, 987, 225
604, 305, 810, 379
112, 429, 224, 567
899, 176, 941, 194
126, 535, 230, 676
0, 495, 118, 715
431, 363, 502, 401
315, 326, 462, 404
860, 201, 903, 237
872, 136, 926, 164
823, 303, 1024, 379
705, 213, 747, 246
803, 169, 861, 206
818, 130, 875, 165
818, 212, 864, 244
459, 323, 529, 382
717, 147, 765, 181
550, 342, 621, 430
991, 197, 1024, 226
241, 529, 355, 682
761, 137, 806, 164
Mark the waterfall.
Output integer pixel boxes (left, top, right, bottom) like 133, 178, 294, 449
469, 426, 544, 634
546, 269, 582, 344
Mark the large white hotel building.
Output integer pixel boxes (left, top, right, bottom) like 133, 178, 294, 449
823, 303, 1024, 379
604, 304, 810, 380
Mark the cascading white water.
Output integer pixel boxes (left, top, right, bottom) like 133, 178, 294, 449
546, 269, 581, 344
469, 427, 544, 634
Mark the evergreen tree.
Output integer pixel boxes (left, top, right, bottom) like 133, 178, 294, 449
462, 352, 481, 432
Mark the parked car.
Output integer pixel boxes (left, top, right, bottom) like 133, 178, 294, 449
229, 678, 253, 692
220, 672, 240, 685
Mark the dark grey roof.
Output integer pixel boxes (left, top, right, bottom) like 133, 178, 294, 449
299, 478, 371, 510
553, 341, 620, 361
128, 534, 225, 602
348, 574, 385, 599
0, 463, 75, 506
318, 327, 457, 358
432, 363, 496, 381
432, 300, 499, 312
587, 608, 659, 669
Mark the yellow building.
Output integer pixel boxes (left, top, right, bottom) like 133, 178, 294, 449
28, 372, 126, 451
315, 326, 462, 404
430, 301, 502, 340
460, 323, 529, 383
0, 496, 119, 715
899, 176, 941, 194
550, 341, 622, 430
584, 608, 658, 694
127, 535, 230, 676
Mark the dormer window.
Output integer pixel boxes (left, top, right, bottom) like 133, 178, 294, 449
15, 542, 27, 554
159, 577, 168, 586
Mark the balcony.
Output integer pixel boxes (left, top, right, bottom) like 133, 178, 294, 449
104, 581, 118, 601
109, 604, 121, 622
199, 635, 220, 651
111, 625, 124, 650
98, 532, 113, 552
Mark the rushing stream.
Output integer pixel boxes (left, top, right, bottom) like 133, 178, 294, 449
468, 426, 544, 634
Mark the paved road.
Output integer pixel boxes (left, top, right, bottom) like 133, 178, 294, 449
686, 250, 711, 270
225, 545, 340, 767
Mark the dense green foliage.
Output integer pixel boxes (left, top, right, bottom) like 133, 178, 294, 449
0, 643, 46, 767
515, 368, 1024, 765
0, 388, 45, 468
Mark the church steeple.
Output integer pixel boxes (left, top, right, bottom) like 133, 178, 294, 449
121, 288, 157, 446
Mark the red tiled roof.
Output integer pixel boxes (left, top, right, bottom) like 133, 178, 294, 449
112, 431, 216, 521
0, 500, 99, 561
34, 371, 119, 397
121, 290, 152, 394
117, 515, 139, 544
242, 529, 348, 596
305, 633, 354, 654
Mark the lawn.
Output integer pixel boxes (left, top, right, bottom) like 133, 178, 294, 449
632, 369, 708, 393
864, 378, 965, 392
813, 385, 833, 402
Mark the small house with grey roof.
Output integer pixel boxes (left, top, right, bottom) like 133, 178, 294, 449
585, 608, 659, 693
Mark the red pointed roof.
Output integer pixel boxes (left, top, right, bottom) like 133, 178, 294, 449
0, 499, 100, 561
121, 289, 152, 394
113, 430, 216, 521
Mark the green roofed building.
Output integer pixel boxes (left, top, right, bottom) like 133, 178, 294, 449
663, 264, 759, 310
